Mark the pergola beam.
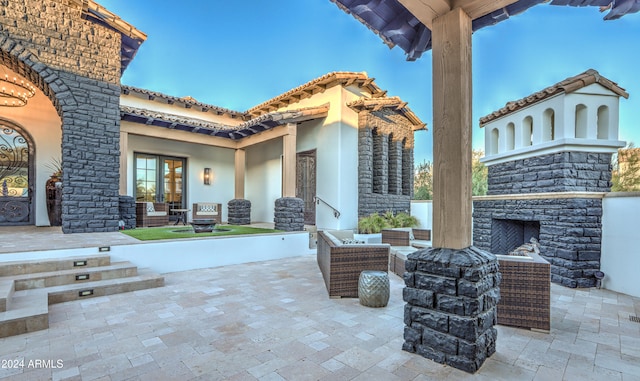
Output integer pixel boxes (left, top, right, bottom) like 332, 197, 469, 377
397, 0, 518, 28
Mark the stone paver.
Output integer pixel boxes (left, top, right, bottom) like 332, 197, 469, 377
0, 254, 639, 380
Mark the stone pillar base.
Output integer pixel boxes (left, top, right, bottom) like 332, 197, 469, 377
403, 246, 500, 373
118, 195, 136, 229
274, 197, 304, 231
228, 199, 251, 225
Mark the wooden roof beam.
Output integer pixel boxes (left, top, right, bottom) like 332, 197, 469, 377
397, 0, 517, 28
451, 0, 518, 20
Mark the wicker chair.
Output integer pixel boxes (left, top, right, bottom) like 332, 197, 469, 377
317, 230, 390, 298
135, 202, 169, 227
192, 202, 222, 224
381, 228, 432, 247
497, 252, 551, 332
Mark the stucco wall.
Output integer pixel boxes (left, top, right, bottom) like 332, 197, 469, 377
0, 83, 62, 226
601, 193, 640, 297
125, 133, 235, 222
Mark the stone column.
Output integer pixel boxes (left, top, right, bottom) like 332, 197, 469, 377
228, 199, 251, 225
403, 247, 501, 373
274, 197, 304, 231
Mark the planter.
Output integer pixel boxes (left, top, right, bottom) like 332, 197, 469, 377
46, 176, 61, 226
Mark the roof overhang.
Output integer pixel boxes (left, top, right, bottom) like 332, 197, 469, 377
347, 96, 427, 131
79, 0, 147, 73
330, 0, 635, 61
120, 104, 330, 141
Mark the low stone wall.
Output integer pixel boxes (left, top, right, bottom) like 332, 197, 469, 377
228, 199, 251, 225
274, 197, 304, 231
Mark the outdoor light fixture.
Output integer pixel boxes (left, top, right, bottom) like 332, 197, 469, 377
0, 67, 36, 107
204, 167, 211, 185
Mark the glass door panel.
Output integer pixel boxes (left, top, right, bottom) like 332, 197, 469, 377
135, 154, 186, 222
163, 158, 183, 212
135, 154, 158, 202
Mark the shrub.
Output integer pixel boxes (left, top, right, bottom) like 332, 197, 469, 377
357, 211, 419, 233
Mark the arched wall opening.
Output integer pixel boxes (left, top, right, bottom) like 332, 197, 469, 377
522, 116, 533, 146
597, 105, 610, 140
575, 104, 588, 138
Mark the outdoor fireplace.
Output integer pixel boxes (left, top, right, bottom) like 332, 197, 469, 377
490, 219, 540, 255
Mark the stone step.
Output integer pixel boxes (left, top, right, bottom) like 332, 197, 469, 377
3, 262, 139, 291
0, 254, 111, 277
15, 269, 165, 305
0, 291, 48, 339
0, 279, 15, 312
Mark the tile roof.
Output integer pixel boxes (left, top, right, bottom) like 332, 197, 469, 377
480, 69, 629, 126
347, 96, 426, 130
120, 105, 329, 140
121, 85, 246, 119
246, 72, 386, 118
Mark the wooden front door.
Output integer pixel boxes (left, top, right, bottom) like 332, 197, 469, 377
296, 149, 316, 225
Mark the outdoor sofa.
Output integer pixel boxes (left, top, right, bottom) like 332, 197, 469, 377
135, 202, 169, 227
317, 230, 390, 298
381, 228, 432, 277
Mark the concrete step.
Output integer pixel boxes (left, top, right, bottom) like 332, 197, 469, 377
0, 254, 111, 277
3, 262, 139, 291
16, 269, 165, 305
0, 291, 48, 339
0, 279, 14, 312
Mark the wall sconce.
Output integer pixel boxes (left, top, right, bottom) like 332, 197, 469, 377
204, 168, 211, 185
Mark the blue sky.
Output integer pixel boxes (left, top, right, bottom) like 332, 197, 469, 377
101, 0, 640, 165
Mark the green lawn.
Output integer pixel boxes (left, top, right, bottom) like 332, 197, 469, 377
120, 225, 281, 241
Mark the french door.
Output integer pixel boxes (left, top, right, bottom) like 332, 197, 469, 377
135, 153, 186, 221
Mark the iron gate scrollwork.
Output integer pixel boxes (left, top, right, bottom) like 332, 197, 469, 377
0, 121, 33, 225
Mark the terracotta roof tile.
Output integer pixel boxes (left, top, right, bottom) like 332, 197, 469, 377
480, 69, 629, 126
246, 72, 385, 118
347, 96, 426, 130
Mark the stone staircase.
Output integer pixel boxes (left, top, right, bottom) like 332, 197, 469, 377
0, 254, 164, 338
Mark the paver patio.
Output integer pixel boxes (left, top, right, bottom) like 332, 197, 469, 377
0, 253, 639, 380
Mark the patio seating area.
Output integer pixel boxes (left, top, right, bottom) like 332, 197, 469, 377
0, 254, 638, 380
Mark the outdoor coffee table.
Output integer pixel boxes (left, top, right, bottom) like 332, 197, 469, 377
191, 218, 216, 233
170, 208, 190, 225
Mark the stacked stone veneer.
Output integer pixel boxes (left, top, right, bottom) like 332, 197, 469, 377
1, 0, 123, 232
358, 109, 414, 216
403, 247, 501, 373
118, 196, 136, 230
227, 199, 251, 225
473, 151, 612, 288
274, 197, 304, 231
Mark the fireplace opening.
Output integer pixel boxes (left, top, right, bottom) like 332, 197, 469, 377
491, 219, 540, 255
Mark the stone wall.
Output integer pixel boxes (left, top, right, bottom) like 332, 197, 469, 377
487, 152, 613, 195
473, 197, 603, 288
0, 0, 124, 232
358, 109, 414, 217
